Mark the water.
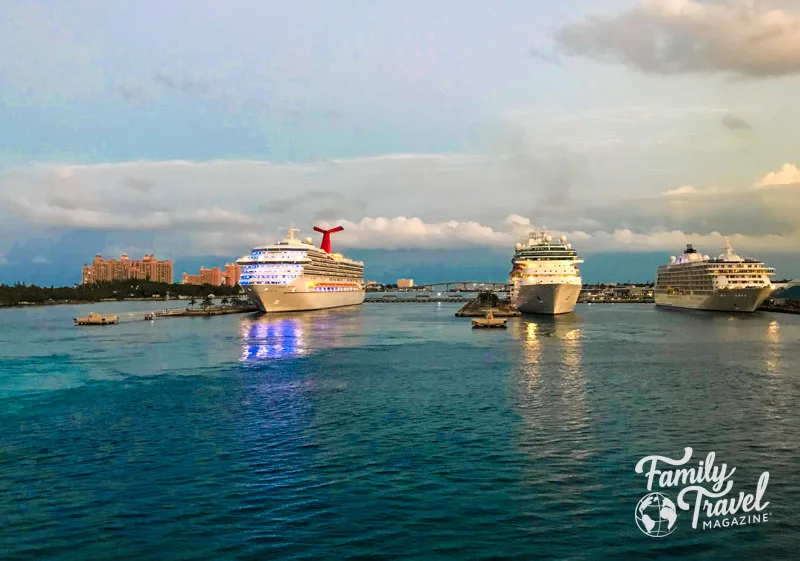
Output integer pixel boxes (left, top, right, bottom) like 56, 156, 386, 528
1, 302, 799, 559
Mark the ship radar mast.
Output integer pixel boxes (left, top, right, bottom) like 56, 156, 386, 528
286, 227, 300, 240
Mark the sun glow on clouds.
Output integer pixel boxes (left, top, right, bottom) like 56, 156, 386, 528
756, 164, 800, 188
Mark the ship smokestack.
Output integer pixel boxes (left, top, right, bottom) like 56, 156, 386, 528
313, 225, 344, 254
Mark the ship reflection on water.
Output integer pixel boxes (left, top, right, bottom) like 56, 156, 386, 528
239, 316, 307, 361
238, 307, 363, 363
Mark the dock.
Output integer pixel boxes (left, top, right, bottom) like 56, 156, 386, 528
74, 305, 258, 325
455, 297, 521, 318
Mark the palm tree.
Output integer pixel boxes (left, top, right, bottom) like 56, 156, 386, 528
221, 296, 229, 305
189, 296, 197, 309
201, 294, 213, 309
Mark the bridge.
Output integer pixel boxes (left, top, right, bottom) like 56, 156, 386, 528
410, 281, 511, 292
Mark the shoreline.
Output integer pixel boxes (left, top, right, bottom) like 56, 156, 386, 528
0, 297, 246, 310
1, 297, 190, 309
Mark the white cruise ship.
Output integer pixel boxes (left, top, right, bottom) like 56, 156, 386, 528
509, 229, 583, 315
654, 240, 775, 312
236, 226, 365, 313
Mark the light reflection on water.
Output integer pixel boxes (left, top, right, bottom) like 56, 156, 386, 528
240, 316, 307, 361
765, 319, 781, 375
238, 307, 364, 363
510, 315, 592, 463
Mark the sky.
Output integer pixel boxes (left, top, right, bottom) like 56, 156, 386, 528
2, 0, 800, 284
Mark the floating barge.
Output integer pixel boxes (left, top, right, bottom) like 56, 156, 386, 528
74, 312, 119, 326
472, 311, 507, 329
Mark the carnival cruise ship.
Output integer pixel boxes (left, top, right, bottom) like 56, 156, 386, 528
236, 226, 365, 313
509, 230, 583, 315
654, 240, 774, 312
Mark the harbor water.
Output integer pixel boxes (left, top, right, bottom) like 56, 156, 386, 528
1, 302, 799, 559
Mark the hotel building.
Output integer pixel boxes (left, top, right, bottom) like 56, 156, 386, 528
181, 263, 241, 286
81, 254, 173, 284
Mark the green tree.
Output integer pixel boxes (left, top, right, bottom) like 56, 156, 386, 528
201, 294, 213, 309
189, 296, 197, 309
221, 296, 229, 305
477, 292, 499, 307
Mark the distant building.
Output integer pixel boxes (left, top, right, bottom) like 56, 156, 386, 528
182, 266, 221, 286
81, 254, 173, 284
397, 278, 414, 288
366, 280, 379, 287
223, 263, 241, 287
181, 264, 240, 286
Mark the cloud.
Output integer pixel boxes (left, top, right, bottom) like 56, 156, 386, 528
553, 0, 800, 77
116, 84, 153, 108
0, 255, 6, 266
756, 163, 800, 187
2, 158, 800, 257
721, 113, 752, 131
122, 177, 156, 194
662, 185, 697, 196
153, 73, 211, 98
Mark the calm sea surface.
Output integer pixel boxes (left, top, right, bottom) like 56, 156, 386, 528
1, 302, 799, 559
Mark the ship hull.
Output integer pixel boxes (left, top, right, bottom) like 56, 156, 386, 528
654, 287, 773, 313
514, 283, 581, 315
243, 284, 365, 313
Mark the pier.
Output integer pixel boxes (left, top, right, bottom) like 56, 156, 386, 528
75, 305, 258, 325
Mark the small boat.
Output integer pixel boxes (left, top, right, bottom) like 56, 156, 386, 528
472, 310, 507, 329
74, 312, 119, 326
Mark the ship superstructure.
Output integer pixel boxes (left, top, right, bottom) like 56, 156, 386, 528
236, 226, 365, 313
509, 229, 583, 315
654, 240, 774, 312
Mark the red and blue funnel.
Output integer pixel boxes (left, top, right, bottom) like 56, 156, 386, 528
313, 225, 344, 254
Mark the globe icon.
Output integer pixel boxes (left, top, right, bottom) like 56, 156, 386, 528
635, 492, 678, 537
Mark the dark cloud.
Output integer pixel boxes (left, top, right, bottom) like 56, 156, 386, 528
117, 84, 151, 107
721, 113, 752, 131
154, 73, 211, 98
553, 0, 800, 77
122, 177, 156, 193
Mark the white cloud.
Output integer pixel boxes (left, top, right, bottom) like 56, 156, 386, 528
662, 185, 697, 196
756, 163, 800, 188
2, 157, 800, 256
554, 0, 800, 77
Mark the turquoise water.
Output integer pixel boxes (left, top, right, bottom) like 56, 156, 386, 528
1, 302, 799, 559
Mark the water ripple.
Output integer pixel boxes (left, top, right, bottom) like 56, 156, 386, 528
0, 304, 799, 558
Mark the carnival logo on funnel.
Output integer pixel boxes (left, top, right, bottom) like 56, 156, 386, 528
634, 447, 770, 535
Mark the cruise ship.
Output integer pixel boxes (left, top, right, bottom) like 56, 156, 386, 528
509, 229, 583, 315
654, 240, 775, 312
236, 226, 365, 313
